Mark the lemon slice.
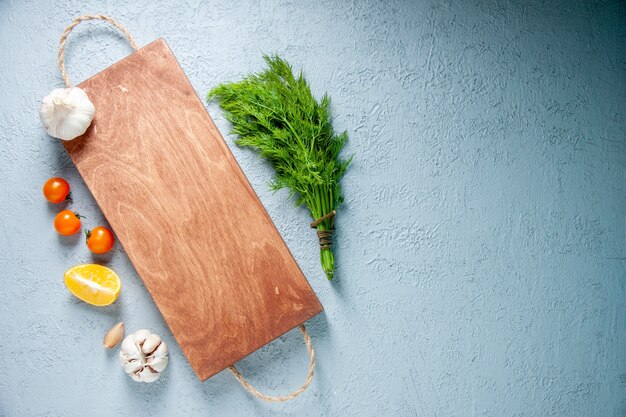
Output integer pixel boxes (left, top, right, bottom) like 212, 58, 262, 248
64, 264, 121, 306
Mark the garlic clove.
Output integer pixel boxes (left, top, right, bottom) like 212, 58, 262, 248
147, 356, 169, 372
103, 322, 125, 349
141, 334, 162, 354
122, 358, 144, 374
151, 341, 168, 359
120, 335, 142, 358
132, 329, 151, 345
39, 87, 95, 141
119, 352, 140, 366
135, 367, 161, 383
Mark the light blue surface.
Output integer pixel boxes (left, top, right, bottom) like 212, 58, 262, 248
0, 1, 624, 416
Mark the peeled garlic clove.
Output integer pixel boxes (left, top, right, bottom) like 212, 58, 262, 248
39, 87, 95, 141
141, 334, 162, 354
103, 322, 125, 349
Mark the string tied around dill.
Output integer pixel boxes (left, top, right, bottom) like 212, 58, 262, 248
311, 210, 336, 250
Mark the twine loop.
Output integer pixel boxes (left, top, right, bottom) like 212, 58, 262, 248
310, 210, 336, 250
58, 14, 139, 87
228, 324, 315, 402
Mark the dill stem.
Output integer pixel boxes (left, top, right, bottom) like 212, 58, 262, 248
313, 184, 334, 280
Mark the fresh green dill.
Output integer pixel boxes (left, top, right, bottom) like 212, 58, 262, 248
208, 55, 351, 280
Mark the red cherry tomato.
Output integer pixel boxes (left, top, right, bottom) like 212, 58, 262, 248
43, 177, 70, 204
86, 226, 115, 254
54, 210, 82, 235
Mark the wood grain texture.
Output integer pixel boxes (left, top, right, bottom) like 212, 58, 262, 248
64, 39, 322, 381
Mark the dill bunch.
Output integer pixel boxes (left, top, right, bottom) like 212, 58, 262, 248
208, 55, 351, 280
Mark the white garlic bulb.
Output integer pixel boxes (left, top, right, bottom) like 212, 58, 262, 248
39, 87, 95, 141
119, 329, 169, 383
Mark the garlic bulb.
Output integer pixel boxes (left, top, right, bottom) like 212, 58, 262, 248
39, 87, 95, 141
119, 329, 169, 383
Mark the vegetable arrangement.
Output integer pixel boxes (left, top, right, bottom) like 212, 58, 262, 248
42, 172, 167, 377
42, 175, 168, 381
45, 177, 119, 300
208, 56, 351, 280
45, 177, 115, 253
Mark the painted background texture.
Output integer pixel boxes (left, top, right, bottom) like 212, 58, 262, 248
0, 1, 624, 416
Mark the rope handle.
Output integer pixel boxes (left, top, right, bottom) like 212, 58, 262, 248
228, 324, 315, 402
58, 14, 139, 87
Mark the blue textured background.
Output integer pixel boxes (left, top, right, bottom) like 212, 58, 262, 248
0, 1, 624, 416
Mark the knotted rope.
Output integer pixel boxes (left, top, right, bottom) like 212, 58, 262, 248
56, 14, 316, 402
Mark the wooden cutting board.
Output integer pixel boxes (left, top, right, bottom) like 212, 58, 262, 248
64, 39, 322, 381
